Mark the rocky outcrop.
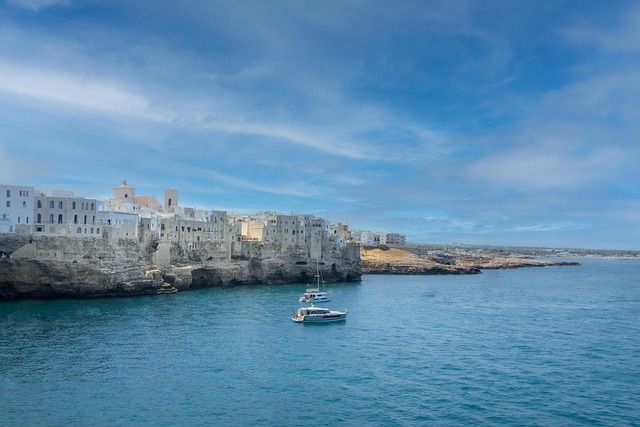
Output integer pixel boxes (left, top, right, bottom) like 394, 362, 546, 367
0, 235, 361, 301
361, 248, 481, 275
456, 256, 580, 270
361, 248, 579, 275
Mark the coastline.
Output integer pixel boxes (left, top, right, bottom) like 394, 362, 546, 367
361, 247, 580, 275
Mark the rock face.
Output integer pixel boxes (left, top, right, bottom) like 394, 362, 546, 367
361, 248, 580, 275
0, 235, 361, 301
361, 248, 481, 275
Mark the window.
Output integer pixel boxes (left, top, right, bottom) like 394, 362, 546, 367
84, 215, 87, 224
49, 201, 54, 209
6, 190, 9, 197
58, 214, 63, 224
5, 201, 9, 207
22, 201, 26, 208
77, 227, 82, 234
37, 214, 41, 223
58, 201, 63, 209
26, 217, 29, 224
74, 214, 78, 224
91, 203, 94, 210
37, 200, 42, 208
18, 216, 20, 223
49, 214, 54, 224
72, 202, 76, 209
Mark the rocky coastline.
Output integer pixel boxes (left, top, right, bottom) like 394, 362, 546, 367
0, 235, 585, 301
0, 235, 361, 301
361, 247, 580, 275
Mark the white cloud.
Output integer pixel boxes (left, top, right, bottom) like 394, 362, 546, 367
563, 7, 640, 52
0, 62, 159, 119
6, 0, 70, 12
199, 168, 325, 199
467, 143, 624, 191
543, 71, 640, 122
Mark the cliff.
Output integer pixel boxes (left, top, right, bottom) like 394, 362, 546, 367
361, 248, 481, 274
361, 247, 579, 274
0, 235, 361, 301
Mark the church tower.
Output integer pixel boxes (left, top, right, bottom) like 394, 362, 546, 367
164, 188, 178, 212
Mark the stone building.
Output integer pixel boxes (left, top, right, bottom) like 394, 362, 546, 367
0, 185, 34, 234
33, 190, 100, 237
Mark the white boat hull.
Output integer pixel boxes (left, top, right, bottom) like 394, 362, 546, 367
292, 307, 347, 323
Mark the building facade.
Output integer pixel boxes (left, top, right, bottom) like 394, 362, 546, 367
0, 185, 34, 234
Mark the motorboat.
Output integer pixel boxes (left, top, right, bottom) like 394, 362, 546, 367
291, 306, 347, 323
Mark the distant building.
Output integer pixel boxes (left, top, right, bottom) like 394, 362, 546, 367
33, 190, 100, 236
350, 229, 406, 247
164, 188, 178, 212
107, 180, 139, 214
0, 185, 34, 234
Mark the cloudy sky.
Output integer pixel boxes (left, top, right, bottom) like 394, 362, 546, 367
1, 0, 639, 250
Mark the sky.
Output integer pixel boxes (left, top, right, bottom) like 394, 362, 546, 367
1, 0, 639, 250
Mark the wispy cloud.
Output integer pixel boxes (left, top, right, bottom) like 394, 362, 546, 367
466, 144, 625, 191
6, 0, 70, 12
562, 6, 640, 52
0, 62, 156, 119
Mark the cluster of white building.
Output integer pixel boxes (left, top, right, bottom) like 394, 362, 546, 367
0, 181, 405, 250
349, 229, 406, 247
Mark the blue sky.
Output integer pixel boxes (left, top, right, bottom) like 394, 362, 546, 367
1, 0, 639, 250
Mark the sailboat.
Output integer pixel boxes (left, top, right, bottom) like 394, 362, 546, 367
298, 256, 330, 303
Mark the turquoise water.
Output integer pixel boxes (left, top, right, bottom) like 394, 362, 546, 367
1, 258, 639, 426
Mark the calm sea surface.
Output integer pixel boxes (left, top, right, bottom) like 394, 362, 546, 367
1, 258, 639, 426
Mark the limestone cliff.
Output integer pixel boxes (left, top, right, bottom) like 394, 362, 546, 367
361, 247, 481, 275
361, 247, 579, 274
0, 235, 361, 301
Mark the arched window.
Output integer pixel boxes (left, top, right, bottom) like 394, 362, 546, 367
84, 215, 87, 224
74, 215, 78, 224
37, 200, 42, 208
77, 227, 82, 234
49, 201, 54, 209
49, 214, 54, 224
91, 227, 94, 234
37, 213, 42, 223
72, 201, 76, 209
58, 214, 63, 224
58, 201, 63, 209
91, 203, 94, 210
96, 228, 100, 234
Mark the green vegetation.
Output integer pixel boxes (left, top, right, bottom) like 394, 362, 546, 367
378, 244, 390, 251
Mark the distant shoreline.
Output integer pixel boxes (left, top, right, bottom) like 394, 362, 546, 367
361, 247, 581, 275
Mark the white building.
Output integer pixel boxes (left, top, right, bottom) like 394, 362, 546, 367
33, 190, 100, 236
107, 180, 139, 214
0, 185, 34, 234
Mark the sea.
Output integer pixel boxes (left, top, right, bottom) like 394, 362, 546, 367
1, 257, 639, 426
